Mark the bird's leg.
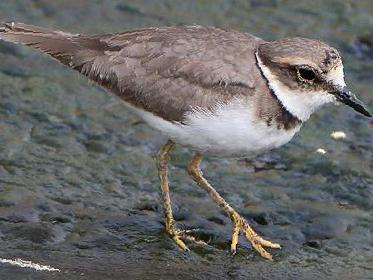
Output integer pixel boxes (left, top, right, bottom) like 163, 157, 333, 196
157, 140, 206, 251
187, 152, 281, 260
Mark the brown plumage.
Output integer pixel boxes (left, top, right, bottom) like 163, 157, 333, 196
258, 37, 343, 94
2, 22, 370, 260
0, 22, 299, 128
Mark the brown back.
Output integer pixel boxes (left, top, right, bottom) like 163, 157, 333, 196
0, 23, 265, 122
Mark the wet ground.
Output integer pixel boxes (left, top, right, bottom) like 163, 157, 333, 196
0, 0, 372, 279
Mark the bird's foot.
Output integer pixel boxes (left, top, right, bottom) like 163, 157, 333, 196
166, 226, 207, 251
230, 212, 281, 260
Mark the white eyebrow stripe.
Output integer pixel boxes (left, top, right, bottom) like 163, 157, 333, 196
326, 65, 346, 88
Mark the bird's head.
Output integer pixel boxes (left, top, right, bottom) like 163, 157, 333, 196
256, 37, 371, 121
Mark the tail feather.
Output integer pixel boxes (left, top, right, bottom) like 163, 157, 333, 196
0, 22, 82, 66
0, 22, 124, 94
0, 22, 71, 35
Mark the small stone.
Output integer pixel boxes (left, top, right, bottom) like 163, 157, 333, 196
315, 148, 327, 154
304, 240, 322, 248
330, 131, 346, 140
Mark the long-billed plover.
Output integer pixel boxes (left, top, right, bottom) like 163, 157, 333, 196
0, 22, 371, 260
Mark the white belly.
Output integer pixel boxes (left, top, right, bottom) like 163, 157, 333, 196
126, 100, 301, 157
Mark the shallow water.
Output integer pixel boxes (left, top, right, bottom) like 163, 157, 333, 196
0, 1, 372, 279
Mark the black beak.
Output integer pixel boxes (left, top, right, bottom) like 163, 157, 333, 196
331, 88, 372, 117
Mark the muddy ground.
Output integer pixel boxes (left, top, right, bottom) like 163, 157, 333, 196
0, 1, 372, 279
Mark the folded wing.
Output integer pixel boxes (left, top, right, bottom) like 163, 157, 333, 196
0, 22, 263, 121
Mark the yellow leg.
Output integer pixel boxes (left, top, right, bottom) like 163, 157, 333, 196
157, 141, 206, 250
187, 152, 281, 260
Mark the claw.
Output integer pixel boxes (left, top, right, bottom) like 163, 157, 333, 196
167, 226, 208, 250
230, 213, 281, 259
182, 228, 200, 234
171, 234, 190, 251
183, 234, 208, 246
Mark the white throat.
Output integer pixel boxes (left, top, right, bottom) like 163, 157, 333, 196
256, 52, 339, 122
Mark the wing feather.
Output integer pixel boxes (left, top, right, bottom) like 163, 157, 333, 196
0, 23, 264, 121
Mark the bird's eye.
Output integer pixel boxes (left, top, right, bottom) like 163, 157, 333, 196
297, 68, 316, 81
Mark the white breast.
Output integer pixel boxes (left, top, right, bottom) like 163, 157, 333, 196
126, 100, 301, 158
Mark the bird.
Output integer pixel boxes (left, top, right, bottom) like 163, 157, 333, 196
0, 22, 371, 260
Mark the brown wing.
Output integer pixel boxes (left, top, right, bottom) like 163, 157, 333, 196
0, 22, 264, 121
